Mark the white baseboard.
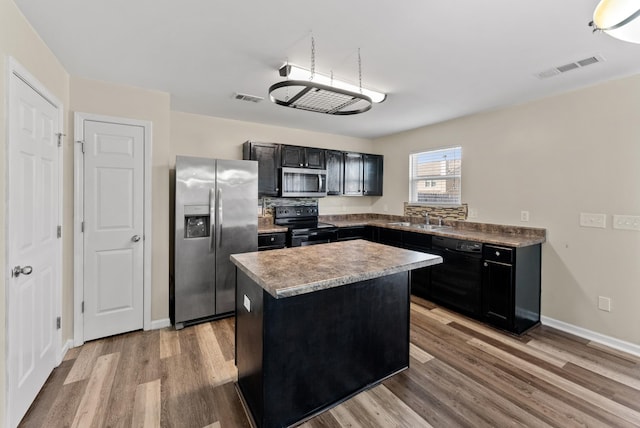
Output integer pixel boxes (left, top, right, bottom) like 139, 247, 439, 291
57, 339, 74, 365
541, 316, 640, 358
150, 318, 171, 330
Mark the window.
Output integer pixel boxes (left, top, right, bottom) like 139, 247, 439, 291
410, 147, 461, 204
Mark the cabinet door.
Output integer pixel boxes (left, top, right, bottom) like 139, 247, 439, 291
281, 145, 306, 168
343, 152, 364, 195
305, 147, 326, 169
325, 150, 344, 195
243, 142, 280, 196
363, 154, 383, 196
378, 228, 403, 247
482, 260, 513, 329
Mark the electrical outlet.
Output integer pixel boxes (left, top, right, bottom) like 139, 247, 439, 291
468, 208, 478, 219
520, 211, 530, 222
613, 215, 640, 231
598, 296, 611, 312
579, 213, 607, 229
383, 204, 389, 212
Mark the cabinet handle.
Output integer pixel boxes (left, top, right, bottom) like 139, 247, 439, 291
495, 251, 500, 257
484, 262, 488, 267
270, 237, 275, 241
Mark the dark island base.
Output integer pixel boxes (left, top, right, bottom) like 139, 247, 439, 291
235, 270, 410, 428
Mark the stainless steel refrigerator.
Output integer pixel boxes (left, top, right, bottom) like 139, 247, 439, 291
173, 155, 258, 328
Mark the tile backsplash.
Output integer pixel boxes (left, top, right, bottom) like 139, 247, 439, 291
404, 203, 468, 221
259, 197, 318, 217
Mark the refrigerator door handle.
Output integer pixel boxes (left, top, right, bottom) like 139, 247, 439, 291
217, 188, 223, 249
209, 188, 216, 251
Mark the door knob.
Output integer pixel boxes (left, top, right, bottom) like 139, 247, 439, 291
12, 265, 33, 277
131, 235, 141, 242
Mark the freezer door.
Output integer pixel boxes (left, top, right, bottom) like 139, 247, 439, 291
174, 156, 217, 323
215, 159, 258, 314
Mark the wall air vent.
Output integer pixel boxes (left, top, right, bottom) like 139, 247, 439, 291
535, 55, 604, 80
234, 92, 264, 103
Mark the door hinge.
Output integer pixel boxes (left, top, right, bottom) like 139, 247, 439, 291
81, 301, 84, 313
76, 140, 85, 154
56, 132, 66, 148
56, 316, 61, 330
81, 221, 84, 232
57, 225, 62, 238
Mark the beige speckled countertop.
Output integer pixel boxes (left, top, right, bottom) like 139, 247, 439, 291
231, 239, 442, 299
326, 219, 546, 247
257, 225, 288, 234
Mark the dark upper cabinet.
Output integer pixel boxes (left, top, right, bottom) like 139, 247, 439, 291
343, 152, 383, 196
363, 154, 383, 196
281, 145, 326, 169
343, 152, 364, 195
325, 150, 344, 195
243, 141, 281, 197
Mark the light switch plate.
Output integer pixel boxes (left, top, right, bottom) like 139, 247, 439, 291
243, 294, 251, 312
613, 215, 640, 231
579, 213, 606, 229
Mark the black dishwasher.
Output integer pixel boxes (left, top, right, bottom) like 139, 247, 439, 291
428, 236, 483, 316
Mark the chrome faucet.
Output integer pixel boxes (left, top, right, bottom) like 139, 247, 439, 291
424, 213, 430, 225
437, 217, 443, 226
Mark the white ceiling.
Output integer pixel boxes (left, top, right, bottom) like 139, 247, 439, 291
14, 0, 640, 139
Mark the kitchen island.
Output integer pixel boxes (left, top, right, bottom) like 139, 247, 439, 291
230, 240, 442, 428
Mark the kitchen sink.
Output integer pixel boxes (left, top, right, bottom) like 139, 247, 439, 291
411, 224, 451, 231
386, 221, 450, 231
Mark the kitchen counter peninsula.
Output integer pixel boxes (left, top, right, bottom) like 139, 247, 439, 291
231, 240, 442, 428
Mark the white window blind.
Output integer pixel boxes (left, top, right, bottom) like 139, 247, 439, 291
410, 147, 462, 204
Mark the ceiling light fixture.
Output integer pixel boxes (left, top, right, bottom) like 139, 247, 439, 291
268, 37, 386, 115
589, 0, 640, 44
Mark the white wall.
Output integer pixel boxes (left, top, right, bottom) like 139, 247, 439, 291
373, 75, 640, 345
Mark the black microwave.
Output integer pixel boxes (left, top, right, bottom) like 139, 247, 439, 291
280, 167, 327, 197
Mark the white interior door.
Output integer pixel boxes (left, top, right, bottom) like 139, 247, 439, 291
82, 120, 144, 341
7, 70, 61, 428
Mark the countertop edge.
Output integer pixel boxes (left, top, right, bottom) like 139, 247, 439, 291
231, 241, 443, 299
273, 256, 442, 298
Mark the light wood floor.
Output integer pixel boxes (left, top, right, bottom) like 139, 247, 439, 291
20, 296, 640, 427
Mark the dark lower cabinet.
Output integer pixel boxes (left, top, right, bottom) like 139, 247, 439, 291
336, 225, 372, 241
258, 232, 286, 251
367, 225, 542, 335
377, 227, 403, 247
482, 244, 541, 334
236, 269, 410, 428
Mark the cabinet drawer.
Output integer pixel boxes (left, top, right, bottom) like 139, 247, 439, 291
402, 231, 431, 252
258, 232, 286, 250
483, 245, 514, 264
337, 226, 366, 241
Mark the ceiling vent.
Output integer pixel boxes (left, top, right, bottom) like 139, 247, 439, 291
234, 92, 264, 103
536, 55, 604, 79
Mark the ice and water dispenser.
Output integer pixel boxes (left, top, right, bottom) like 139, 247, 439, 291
183, 205, 210, 238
